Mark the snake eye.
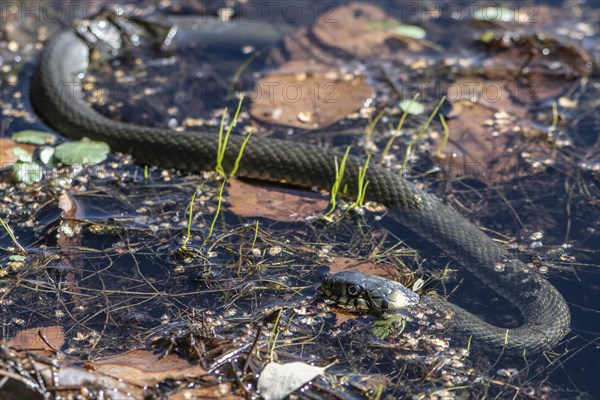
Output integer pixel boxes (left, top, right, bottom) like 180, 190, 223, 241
347, 285, 361, 296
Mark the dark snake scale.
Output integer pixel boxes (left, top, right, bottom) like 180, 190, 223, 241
30, 25, 570, 352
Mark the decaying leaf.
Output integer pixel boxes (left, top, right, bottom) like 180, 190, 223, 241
311, 2, 402, 58
0, 346, 234, 400
434, 100, 554, 184
446, 76, 526, 117
8, 326, 65, 353
250, 61, 374, 129
257, 361, 330, 400
483, 33, 593, 102
93, 349, 207, 386
226, 179, 328, 222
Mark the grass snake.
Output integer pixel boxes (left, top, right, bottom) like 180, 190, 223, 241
30, 16, 570, 352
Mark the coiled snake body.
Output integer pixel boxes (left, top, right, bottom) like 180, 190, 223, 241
30, 19, 570, 352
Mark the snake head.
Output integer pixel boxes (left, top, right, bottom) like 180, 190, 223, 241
320, 270, 420, 311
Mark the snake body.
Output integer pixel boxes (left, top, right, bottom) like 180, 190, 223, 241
30, 19, 570, 351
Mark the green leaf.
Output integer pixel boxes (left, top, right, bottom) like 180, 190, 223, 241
9, 255, 26, 262
54, 138, 110, 165
394, 24, 426, 40
12, 162, 43, 184
12, 130, 57, 145
474, 7, 515, 22
399, 99, 425, 115
11, 146, 33, 162
39, 146, 55, 165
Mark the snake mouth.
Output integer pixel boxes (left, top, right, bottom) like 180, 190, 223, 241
320, 271, 420, 311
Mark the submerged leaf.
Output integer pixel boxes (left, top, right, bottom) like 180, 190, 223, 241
258, 361, 329, 400
226, 179, 328, 222
250, 61, 374, 129
311, 3, 400, 58
54, 138, 110, 165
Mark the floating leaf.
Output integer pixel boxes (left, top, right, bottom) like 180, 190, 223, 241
258, 361, 330, 400
474, 7, 515, 22
394, 24, 426, 40
12, 130, 57, 145
39, 146, 55, 165
11, 146, 33, 162
13, 161, 43, 184
0, 138, 35, 170
54, 138, 110, 165
399, 99, 424, 115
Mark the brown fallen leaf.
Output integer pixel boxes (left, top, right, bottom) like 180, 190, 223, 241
483, 33, 593, 103
311, 2, 401, 58
8, 325, 65, 353
434, 100, 553, 184
1, 347, 240, 399
446, 76, 526, 117
250, 60, 374, 129
226, 178, 328, 222
93, 349, 207, 386
283, 26, 338, 65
